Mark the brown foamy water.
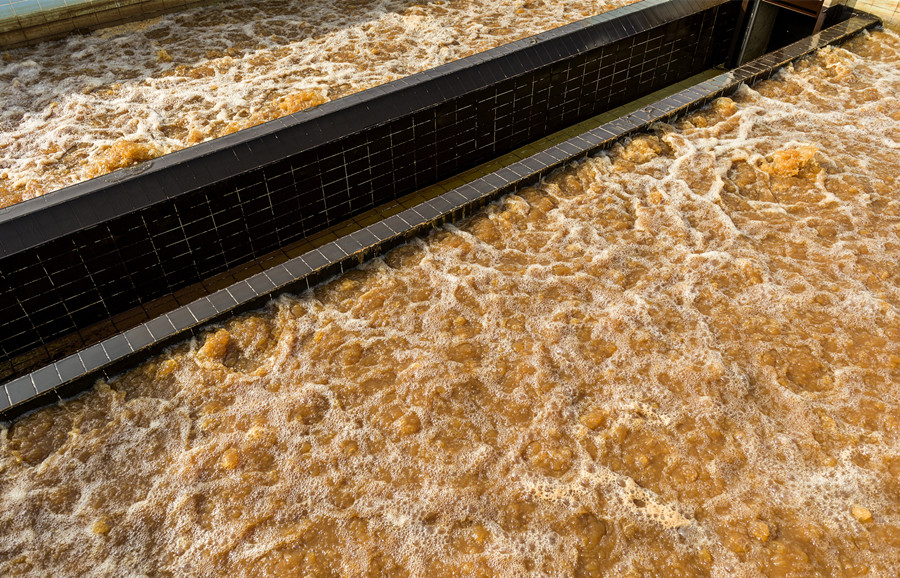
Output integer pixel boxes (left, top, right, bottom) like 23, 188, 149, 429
2, 28, 900, 577
0, 0, 637, 208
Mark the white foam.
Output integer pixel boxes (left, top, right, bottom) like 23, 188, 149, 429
2, 26, 900, 578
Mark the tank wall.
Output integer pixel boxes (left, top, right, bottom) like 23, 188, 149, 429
0, 0, 741, 384
0, 0, 217, 49
847, 0, 900, 26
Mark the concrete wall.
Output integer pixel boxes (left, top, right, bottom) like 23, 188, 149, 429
0, 0, 218, 49
848, 0, 900, 27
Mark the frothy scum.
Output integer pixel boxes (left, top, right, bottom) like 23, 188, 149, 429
2, 28, 900, 577
0, 0, 636, 208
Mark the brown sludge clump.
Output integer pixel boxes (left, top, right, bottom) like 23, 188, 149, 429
1, 29, 900, 577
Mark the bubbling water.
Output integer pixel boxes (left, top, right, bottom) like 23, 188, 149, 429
1, 28, 900, 577
0, 0, 636, 208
